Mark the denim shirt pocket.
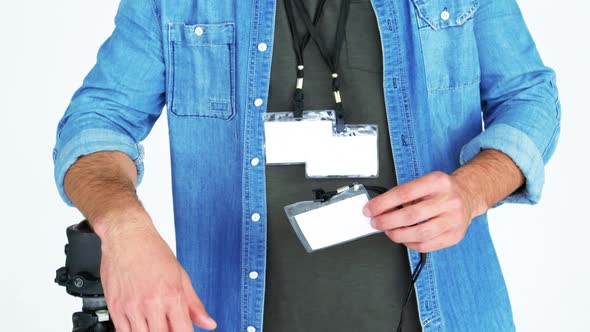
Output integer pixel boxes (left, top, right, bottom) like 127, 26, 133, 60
168, 22, 236, 120
411, 0, 480, 92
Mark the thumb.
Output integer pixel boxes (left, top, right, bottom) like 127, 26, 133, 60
181, 269, 217, 330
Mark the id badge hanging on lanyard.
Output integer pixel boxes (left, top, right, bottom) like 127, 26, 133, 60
263, 111, 335, 165
306, 125, 379, 177
284, 183, 379, 253
263, 0, 379, 178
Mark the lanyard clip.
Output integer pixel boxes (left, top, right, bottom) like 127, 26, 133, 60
331, 72, 341, 104
312, 188, 337, 202
333, 90, 342, 104
331, 72, 345, 132
296, 65, 304, 89
312, 184, 358, 202
293, 65, 305, 119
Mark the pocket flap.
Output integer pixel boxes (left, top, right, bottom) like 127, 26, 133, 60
412, 0, 479, 29
169, 22, 234, 45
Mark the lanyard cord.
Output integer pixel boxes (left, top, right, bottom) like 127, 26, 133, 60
313, 184, 428, 332
284, 0, 328, 119
283, 0, 328, 68
366, 186, 428, 332
284, 0, 351, 132
396, 252, 427, 332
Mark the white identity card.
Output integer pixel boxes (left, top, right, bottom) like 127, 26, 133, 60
284, 184, 381, 252
263, 111, 335, 164
306, 125, 379, 178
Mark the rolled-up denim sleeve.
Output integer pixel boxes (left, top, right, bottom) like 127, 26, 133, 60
53, 0, 165, 207
459, 0, 561, 205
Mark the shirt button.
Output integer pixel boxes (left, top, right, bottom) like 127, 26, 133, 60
249, 271, 259, 279
194, 26, 204, 36
251, 157, 260, 166
254, 98, 264, 107
258, 43, 268, 52
251, 213, 261, 222
247, 326, 256, 332
440, 9, 450, 21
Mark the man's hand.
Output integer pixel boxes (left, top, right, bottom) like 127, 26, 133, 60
363, 171, 480, 252
95, 210, 217, 332
363, 149, 525, 252
63, 151, 217, 331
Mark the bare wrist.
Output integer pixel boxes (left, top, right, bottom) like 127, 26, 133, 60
451, 168, 490, 218
91, 202, 152, 241
451, 149, 525, 219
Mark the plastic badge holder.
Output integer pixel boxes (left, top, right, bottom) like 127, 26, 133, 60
263, 110, 335, 165
305, 124, 379, 178
284, 184, 382, 253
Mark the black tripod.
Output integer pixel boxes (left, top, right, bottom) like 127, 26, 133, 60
55, 220, 115, 332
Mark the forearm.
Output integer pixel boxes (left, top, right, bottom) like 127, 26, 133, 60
64, 152, 218, 331
452, 149, 525, 218
63, 150, 148, 238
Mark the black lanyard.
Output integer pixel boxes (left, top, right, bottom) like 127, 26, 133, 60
284, 0, 351, 132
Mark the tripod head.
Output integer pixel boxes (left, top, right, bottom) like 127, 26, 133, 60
55, 220, 115, 332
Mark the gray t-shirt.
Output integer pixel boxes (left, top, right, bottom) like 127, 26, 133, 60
263, 0, 422, 331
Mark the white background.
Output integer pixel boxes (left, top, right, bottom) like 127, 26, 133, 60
0, 0, 588, 331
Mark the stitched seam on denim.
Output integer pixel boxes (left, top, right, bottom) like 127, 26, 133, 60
241, 1, 263, 330
258, 2, 278, 328
411, 0, 435, 29
417, 15, 475, 31
168, 112, 232, 119
428, 78, 481, 92
457, 1, 479, 25
149, 0, 162, 33
172, 42, 232, 47
422, 255, 443, 328
180, 22, 235, 29
209, 99, 231, 114
209, 98, 231, 104
391, 0, 442, 325
228, 35, 237, 121
412, 0, 478, 30
248, 1, 263, 327
390, 2, 419, 179
169, 36, 176, 115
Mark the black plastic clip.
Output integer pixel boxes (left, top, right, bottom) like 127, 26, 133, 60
312, 188, 338, 202
293, 88, 304, 119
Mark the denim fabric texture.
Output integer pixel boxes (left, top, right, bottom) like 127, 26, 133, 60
53, 0, 561, 331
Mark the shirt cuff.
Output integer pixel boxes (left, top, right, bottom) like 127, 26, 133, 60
53, 128, 145, 207
459, 123, 545, 206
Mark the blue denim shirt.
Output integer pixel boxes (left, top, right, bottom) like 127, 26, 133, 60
53, 0, 561, 331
